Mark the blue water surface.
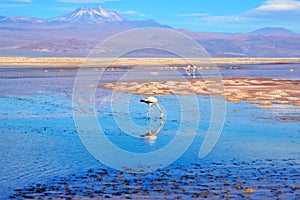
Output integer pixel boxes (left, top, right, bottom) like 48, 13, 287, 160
0, 65, 299, 198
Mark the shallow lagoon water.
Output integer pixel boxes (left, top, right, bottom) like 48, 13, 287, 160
219, 64, 300, 80
0, 65, 299, 199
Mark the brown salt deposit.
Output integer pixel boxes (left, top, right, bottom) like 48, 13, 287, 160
273, 101, 291, 105
294, 102, 300, 106
99, 77, 300, 107
250, 101, 273, 106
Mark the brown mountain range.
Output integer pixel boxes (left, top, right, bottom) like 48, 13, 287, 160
0, 6, 299, 57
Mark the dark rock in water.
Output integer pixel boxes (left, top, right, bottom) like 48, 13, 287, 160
36, 187, 46, 193
9, 160, 300, 199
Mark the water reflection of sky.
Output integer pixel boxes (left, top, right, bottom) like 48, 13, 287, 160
0, 65, 299, 198
218, 64, 300, 80
1, 92, 299, 198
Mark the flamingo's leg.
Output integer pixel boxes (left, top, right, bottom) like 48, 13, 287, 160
151, 106, 156, 120
147, 105, 151, 119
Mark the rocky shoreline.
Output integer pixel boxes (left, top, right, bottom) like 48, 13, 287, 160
9, 159, 300, 199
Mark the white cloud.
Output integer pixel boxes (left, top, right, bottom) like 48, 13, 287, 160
0, 4, 26, 8
172, 0, 300, 32
118, 10, 138, 15
117, 10, 145, 17
56, 0, 103, 2
179, 0, 300, 24
204, 15, 252, 23
11, 0, 32, 2
177, 13, 211, 17
244, 0, 300, 21
255, 0, 300, 11
56, 0, 121, 3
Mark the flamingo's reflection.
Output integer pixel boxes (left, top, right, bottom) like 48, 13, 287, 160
141, 117, 165, 144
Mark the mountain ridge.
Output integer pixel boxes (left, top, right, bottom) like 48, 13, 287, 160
0, 6, 300, 57
249, 27, 298, 36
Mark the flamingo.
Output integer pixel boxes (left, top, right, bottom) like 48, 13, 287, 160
140, 96, 164, 119
186, 64, 196, 78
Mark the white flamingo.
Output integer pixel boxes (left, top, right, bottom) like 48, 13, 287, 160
186, 64, 196, 78
140, 96, 164, 119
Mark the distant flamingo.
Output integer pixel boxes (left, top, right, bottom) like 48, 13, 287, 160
186, 64, 196, 78
140, 96, 164, 119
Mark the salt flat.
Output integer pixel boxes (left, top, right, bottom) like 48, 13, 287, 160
1, 57, 300, 67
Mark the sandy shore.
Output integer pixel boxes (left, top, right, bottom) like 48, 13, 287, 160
101, 78, 300, 107
1, 57, 300, 67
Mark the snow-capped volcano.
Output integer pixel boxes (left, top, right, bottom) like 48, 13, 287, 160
46, 6, 125, 24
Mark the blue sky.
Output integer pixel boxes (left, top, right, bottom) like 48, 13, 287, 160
1, 0, 300, 33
